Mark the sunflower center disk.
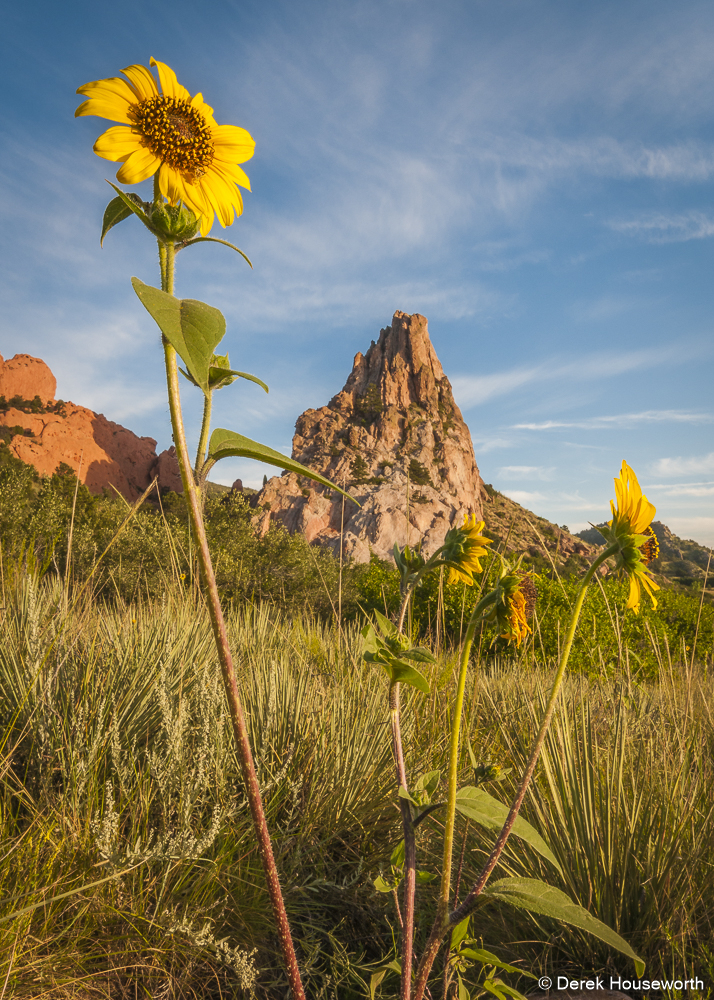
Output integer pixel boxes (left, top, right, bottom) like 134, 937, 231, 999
131, 96, 214, 177
642, 526, 660, 565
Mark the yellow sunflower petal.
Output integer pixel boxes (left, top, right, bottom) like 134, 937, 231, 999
190, 93, 216, 121
198, 202, 215, 236
116, 146, 162, 184
626, 574, 641, 611
212, 125, 256, 164
93, 125, 143, 162
75, 99, 134, 123
150, 58, 191, 102
121, 63, 160, 101
76, 76, 138, 109
199, 174, 238, 227
631, 496, 656, 534
212, 160, 252, 195
158, 164, 199, 211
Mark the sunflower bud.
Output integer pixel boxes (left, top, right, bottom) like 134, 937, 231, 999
150, 200, 201, 241
473, 761, 511, 785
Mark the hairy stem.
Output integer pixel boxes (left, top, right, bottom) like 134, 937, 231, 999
413, 546, 617, 1000
390, 681, 416, 1000
159, 238, 306, 1000
195, 390, 213, 476
439, 592, 499, 914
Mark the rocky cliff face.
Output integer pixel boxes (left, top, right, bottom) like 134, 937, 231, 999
0, 352, 181, 499
253, 311, 485, 562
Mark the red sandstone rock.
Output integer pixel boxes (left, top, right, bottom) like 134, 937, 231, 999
0, 353, 56, 404
255, 311, 485, 562
0, 354, 181, 500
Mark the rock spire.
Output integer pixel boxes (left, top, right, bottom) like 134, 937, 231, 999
255, 311, 485, 562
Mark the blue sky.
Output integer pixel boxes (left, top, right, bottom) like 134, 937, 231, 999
2, 0, 713, 545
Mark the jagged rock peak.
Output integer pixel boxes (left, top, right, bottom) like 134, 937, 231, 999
336, 310, 446, 413
255, 311, 484, 563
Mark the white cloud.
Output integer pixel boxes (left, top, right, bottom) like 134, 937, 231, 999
647, 482, 714, 498
515, 410, 714, 430
498, 465, 556, 481
609, 211, 714, 243
650, 452, 714, 476
501, 489, 547, 505
452, 344, 701, 409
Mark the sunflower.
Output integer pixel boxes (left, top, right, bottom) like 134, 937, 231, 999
445, 514, 493, 586
606, 460, 660, 612
500, 588, 532, 646
76, 59, 254, 236
495, 574, 534, 647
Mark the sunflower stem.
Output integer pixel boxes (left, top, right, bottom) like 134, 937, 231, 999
195, 390, 213, 477
158, 236, 306, 1000
413, 545, 618, 1000
437, 591, 499, 920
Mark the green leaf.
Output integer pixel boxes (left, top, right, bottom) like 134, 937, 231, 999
373, 875, 394, 893
101, 194, 148, 246
209, 366, 269, 393
398, 785, 418, 805
390, 840, 405, 868
415, 870, 437, 883
206, 428, 355, 500
370, 969, 387, 1000
180, 236, 253, 267
454, 787, 562, 873
179, 357, 269, 394
389, 660, 430, 694
402, 646, 437, 664
458, 949, 535, 978
481, 979, 529, 1000
414, 770, 441, 799
482, 878, 645, 976
107, 183, 157, 238
131, 279, 226, 393
373, 607, 398, 637
457, 974, 470, 1000
361, 623, 379, 656
451, 915, 471, 950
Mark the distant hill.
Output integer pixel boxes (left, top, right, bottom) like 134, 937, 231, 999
479, 483, 597, 575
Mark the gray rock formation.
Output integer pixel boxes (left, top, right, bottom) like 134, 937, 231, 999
254, 311, 485, 562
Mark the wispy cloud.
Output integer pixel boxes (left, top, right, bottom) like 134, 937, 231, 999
647, 482, 714, 498
609, 211, 714, 243
515, 410, 714, 430
498, 465, 556, 481
452, 345, 700, 409
650, 452, 714, 476
501, 489, 547, 505
472, 136, 714, 183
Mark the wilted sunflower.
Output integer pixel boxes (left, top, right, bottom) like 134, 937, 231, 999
76, 59, 254, 236
606, 460, 660, 612
445, 514, 492, 586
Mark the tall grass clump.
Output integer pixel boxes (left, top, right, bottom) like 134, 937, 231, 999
2, 557, 713, 996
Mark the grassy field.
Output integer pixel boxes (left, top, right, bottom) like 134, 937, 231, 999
1, 562, 713, 999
